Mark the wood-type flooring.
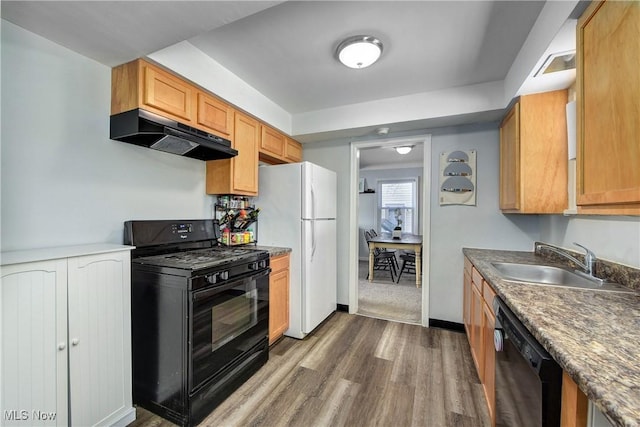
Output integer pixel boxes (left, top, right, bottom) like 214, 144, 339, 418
129, 312, 490, 427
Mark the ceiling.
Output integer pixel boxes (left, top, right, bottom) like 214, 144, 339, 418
1, 1, 580, 145
360, 144, 424, 170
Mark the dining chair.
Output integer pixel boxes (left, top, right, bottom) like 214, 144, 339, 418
396, 252, 417, 283
364, 230, 397, 282
369, 229, 399, 269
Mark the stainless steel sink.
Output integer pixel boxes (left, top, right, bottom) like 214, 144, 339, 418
491, 262, 634, 293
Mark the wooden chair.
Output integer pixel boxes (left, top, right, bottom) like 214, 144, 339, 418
364, 230, 397, 282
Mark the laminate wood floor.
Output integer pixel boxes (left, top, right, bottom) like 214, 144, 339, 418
129, 312, 490, 427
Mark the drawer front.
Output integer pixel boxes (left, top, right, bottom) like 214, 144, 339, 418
483, 280, 496, 312
270, 254, 290, 273
472, 266, 483, 289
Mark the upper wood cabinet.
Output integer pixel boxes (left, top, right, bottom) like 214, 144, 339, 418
576, 0, 640, 215
499, 90, 569, 213
197, 91, 233, 138
206, 110, 259, 196
259, 124, 303, 164
285, 137, 303, 163
112, 59, 195, 124
260, 125, 286, 159
111, 59, 233, 139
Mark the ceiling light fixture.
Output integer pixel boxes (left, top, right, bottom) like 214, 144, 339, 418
336, 35, 383, 69
395, 146, 413, 155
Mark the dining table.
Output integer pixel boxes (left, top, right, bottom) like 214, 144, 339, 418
368, 232, 423, 287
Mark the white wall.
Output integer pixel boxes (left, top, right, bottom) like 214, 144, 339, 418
1, 21, 215, 251
148, 42, 292, 135
538, 216, 640, 268
429, 124, 540, 322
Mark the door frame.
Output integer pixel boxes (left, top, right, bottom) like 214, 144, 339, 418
348, 134, 432, 326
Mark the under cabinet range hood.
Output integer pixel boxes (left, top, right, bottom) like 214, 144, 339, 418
110, 109, 237, 160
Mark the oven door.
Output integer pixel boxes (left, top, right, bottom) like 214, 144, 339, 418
189, 268, 269, 391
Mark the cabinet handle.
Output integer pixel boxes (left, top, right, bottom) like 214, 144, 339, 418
71, 338, 80, 346
58, 342, 66, 351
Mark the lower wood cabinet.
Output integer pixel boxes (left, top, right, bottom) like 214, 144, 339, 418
463, 257, 497, 426
269, 253, 290, 345
1, 247, 135, 426
465, 256, 594, 427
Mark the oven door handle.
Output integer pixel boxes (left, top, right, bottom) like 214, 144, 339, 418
192, 269, 270, 302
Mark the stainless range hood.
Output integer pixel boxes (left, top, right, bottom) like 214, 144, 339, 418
110, 109, 237, 161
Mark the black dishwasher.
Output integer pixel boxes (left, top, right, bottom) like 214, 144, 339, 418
493, 297, 563, 427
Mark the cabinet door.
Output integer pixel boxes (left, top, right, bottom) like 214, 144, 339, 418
471, 282, 485, 382
284, 137, 303, 163
141, 62, 193, 123
463, 269, 472, 338
206, 111, 259, 196
197, 92, 233, 137
499, 102, 520, 210
67, 252, 132, 427
232, 112, 260, 195
268, 255, 290, 345
483, 301, 496, 426
1, 260, 69, 426
577, 1, 640, 213
260, 125, 286, 159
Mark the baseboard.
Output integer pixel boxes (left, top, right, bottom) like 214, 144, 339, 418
336, 304, 349, 312
429, 318, 465, 332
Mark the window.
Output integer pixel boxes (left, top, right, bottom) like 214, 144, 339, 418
377, 179, 418, 234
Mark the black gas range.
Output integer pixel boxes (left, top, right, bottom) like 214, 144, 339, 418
124, 220, 270, 426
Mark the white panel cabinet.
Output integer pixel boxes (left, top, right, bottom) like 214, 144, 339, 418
1, 260, 69, 426
1, 246, 134, 427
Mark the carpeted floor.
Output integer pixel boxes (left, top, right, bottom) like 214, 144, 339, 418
357, 260, 421, 324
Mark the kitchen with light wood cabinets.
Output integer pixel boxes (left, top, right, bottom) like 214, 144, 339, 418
1, 246, 135, 427
499, 89, 569, 214
268, 252, 290, 345
207, 110, 260, 196
576, 0, 640, 215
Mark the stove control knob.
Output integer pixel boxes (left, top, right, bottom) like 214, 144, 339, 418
206, 273, 218, 284
259, 260, 268, 269
219, 271, 229, 281
248, 262, 259, 270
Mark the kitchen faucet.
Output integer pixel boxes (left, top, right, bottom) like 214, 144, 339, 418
535, 242, 597, 276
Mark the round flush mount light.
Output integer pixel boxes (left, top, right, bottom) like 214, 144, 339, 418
336, 35, 383, 69
395, 146, 413, 155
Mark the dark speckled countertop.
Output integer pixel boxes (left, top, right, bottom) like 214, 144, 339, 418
463, 248, 640, 427
252, 245, 291, 258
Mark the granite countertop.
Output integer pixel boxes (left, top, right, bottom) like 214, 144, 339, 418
463, 248, 640, 427
252, 245, 291, 258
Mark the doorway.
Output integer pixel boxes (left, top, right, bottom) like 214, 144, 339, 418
348, 135, 432, 326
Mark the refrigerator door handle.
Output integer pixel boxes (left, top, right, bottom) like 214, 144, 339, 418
311, 185, 316, 220
311, 220, 316, 260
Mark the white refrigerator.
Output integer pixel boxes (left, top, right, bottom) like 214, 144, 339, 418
255, 161, 337, 339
